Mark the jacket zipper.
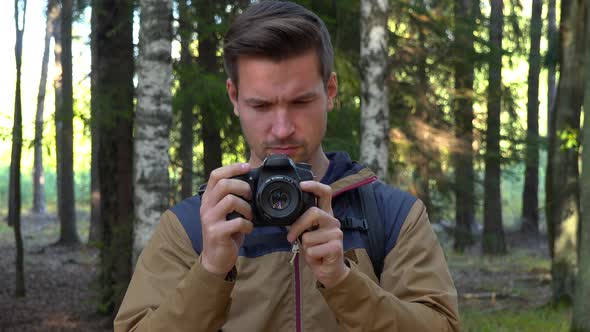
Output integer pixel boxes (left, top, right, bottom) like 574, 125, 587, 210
291, 241, 302, 332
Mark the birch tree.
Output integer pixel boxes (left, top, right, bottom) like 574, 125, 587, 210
134, 0, 173, 257
360, 0, 389, 180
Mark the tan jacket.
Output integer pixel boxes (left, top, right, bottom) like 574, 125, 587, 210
115, 157, 460, 331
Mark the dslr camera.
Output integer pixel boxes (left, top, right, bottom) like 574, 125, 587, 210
228, 154, 316, 226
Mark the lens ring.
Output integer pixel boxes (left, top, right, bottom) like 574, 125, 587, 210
256, 176, 302, 223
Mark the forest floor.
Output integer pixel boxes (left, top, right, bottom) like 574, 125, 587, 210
0, 212, 570, 331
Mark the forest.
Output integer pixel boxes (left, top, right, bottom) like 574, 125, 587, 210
1, 0, 590, 331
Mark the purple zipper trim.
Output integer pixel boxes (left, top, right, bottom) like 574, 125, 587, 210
332, 176, 378, 198
295, 254, 301, 332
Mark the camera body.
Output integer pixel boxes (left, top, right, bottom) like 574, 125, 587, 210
229, 154, 316, 226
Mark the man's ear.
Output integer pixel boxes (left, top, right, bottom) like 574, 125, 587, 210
327, 72, 338, 111
227, 78, 239, 116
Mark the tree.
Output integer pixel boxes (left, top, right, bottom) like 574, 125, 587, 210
56, 0, 79, 244
520, 0, 543, 235
360, 0, 390, 180
134, 0, 173, 257
198, 0, 223, 179
178, 0, 196, 199
91, 0, 135, 314
483, 0, 506, 255
9, 0, 27, 297
547, 0, 557, 126
572, 5, 590, 326
546, 0, 586, 305
32, 0, 59, 216
453, 0, 476, 251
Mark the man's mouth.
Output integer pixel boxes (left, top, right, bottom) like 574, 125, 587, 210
268, 146, 300, 155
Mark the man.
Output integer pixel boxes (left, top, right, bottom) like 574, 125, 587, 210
115, 1, 459, 331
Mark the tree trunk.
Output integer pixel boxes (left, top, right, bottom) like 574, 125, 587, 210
198, 0, 222, 179
179, 0, 195, 199
88, 0, 101, 245
521, 0, 543, 235
572, 4, 590, 328
32, 1, 58, 216
453, 0, 476, 252
91, 0, 135, 315
57, 0, 79, 244
134, 0, 173, 258
9, 0, 27, 297
547, 0, 557, 127
360, 0, 390, 180
53, 2, 63, 227
483, 0, 507, 255
547, 0, 585, 305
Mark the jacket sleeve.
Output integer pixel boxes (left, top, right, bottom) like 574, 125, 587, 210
318, 199, 460, 331
114, 210, 235, 332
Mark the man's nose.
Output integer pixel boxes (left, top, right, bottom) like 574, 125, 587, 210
271, 109, 295, 139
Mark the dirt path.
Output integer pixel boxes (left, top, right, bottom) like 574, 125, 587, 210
0, 215, 110, 332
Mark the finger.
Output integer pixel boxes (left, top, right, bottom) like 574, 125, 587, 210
301, 228, 342, 249
287, 207, 339, 243
215, 194, 253, 220
206, 217, 254, 240
206, 162, 251, 193
300, 181, 332, 213
304, 240, 343, 262
203, 178, 252, 208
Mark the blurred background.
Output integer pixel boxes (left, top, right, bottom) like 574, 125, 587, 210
1, 0, 589, 331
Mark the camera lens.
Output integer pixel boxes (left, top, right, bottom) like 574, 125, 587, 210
269, 189, 290, 210
256, 176, 301, 224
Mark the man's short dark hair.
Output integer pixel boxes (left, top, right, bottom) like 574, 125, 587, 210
223, 1, 334, 89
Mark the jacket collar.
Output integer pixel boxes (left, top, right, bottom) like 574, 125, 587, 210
320, 152, 377, 198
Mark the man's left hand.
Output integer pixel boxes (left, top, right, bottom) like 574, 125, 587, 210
287, 181, 350, 288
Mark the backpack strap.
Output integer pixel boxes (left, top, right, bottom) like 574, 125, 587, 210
339, 182, 385, 279
358, 183, 385, 279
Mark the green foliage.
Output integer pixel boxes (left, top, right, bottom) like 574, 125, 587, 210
461, 306, 570, 332
0, 165, 89, 216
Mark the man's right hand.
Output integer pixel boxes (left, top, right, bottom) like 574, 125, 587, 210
199, 163, 254, 277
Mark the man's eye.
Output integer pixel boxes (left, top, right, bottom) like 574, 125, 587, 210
293, 100, 311, 106
252, 104, 269, 109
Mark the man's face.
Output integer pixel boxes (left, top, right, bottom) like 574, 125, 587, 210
227, 50, 338, 167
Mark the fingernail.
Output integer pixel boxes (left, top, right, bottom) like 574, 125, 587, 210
241, 163, 249, 169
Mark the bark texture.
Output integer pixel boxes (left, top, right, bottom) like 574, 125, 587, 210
9, 0, 27, 297
32, 0, 58, 216
360, 0, 390, 180
134, 0, 173, 257
453, 0, 476, 251
198, 0, 223, 179
91, 0, 135, 315
57, 0, 79, 244
546, 0, 585, 305
483, 0, 507, 255
572, 4, 590, 327
521, 0, 543, 234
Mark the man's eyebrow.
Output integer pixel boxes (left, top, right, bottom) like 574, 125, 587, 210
244, 97, 271, 105
292, 92, 318, 100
